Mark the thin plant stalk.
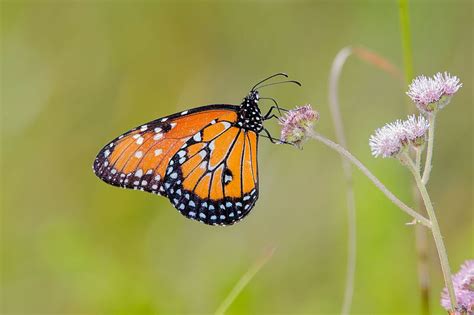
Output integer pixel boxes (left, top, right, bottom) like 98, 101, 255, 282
415, 213, 431, 315
414, 146, 431, 315
398, 2, 432, 312
215, 247, 275, 315
415, 147, 422, 172
398, 0, 414, 85
402, 153, 458, 310
308, 131, 431, 228
328, 46, 357, 315
422, 114, 436, 185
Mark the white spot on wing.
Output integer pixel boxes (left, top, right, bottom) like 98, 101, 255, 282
135, 169, 143, 178
135, 151, 143, 158
193, 133, 201, 142
153, 133, 163, 141
136, 137, 144, 145
221, 121, 231, 129
154, 149, 162, 156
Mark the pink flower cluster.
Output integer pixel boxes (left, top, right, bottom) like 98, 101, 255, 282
369, 115, 429, 158
279, 105, 319, 148
407, 72, 462, 112
441, 259, 474, 314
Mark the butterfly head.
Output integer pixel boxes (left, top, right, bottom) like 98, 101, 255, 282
245, 90, 260, 103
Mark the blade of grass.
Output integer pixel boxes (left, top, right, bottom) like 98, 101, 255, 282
214, 246, 276, 315
398, 0, 414, 84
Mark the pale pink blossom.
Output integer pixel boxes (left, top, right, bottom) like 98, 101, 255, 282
441, 259, 474, 314
407, 72, 462, 112
369, 115, 429, 158
279, 105, 319, 148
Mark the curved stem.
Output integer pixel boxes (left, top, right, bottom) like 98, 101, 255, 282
422, 114, 436, 185
402, 153, 458, 310
328, 46, 357, 315
308, 131, 431, 228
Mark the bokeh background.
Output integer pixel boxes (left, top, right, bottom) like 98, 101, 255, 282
1, 1, 472, 314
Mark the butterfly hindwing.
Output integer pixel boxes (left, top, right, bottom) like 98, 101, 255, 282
162, 122, 259, 225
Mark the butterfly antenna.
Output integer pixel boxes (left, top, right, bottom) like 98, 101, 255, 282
256, 80, 302, 90
251, 73, 288, 91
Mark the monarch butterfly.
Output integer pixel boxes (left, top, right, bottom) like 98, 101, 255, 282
93, 73, 300, 226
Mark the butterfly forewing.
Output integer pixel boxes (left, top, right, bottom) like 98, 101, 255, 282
93, 104, 259, 225
93, 105, 238, 193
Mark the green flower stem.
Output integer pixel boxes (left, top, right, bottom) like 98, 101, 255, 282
402, 153, 458, 310
422, 114, 436, 185
415, 146, 422, 173
308, 131, 431, 228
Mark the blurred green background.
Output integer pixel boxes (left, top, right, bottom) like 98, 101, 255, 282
1, 1, 472, 314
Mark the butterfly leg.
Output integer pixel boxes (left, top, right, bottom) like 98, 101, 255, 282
260, 97, 289, 117
261, 128, 292, 145
263, 106, 289, 121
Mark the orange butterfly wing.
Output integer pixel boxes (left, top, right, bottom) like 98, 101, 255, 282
164, 124, 259, 225
93, 105, 238, 193
93, 105, 259, 225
